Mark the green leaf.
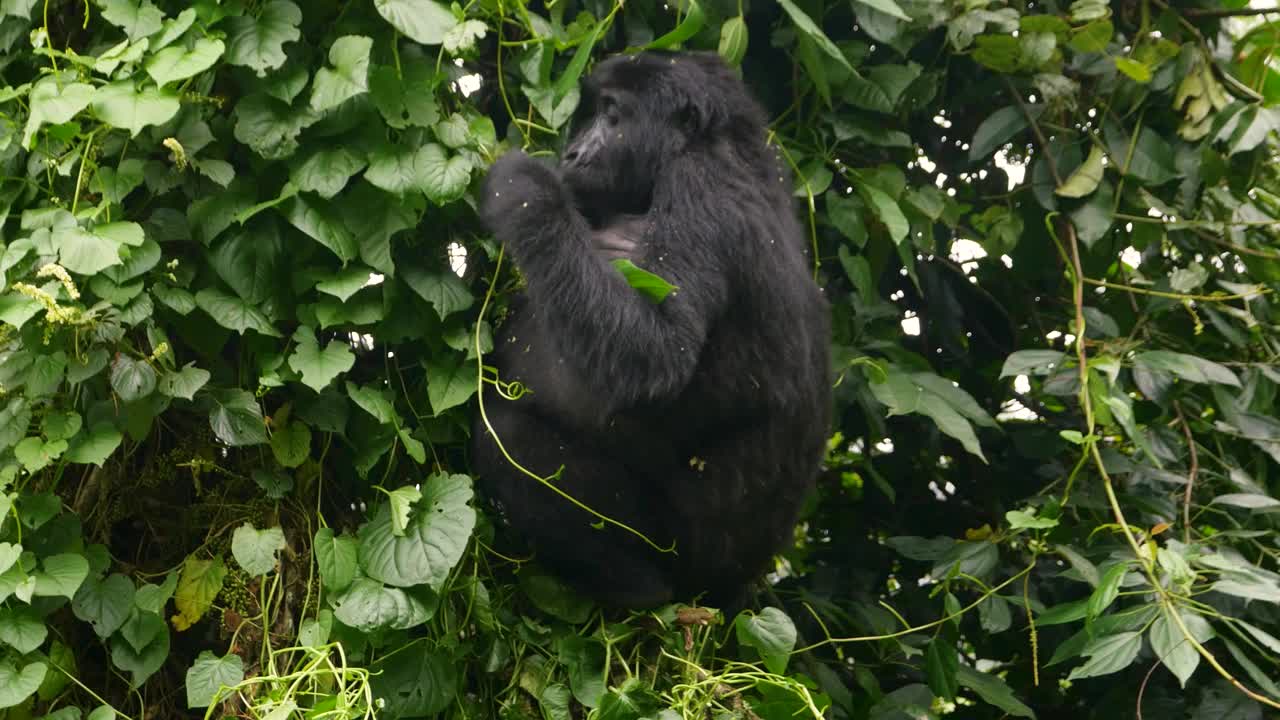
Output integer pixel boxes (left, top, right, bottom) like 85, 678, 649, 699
55, 226, 124, 275
158, 364, 211, 400
610, 259, 677, 304
1114, 57, 1152, 83
425, 354, 475, 416
292, 147, 366, 199
224, 0, 302, 75
134, 572, 178, 614
1211, 493, 1280, 509
418, 143, 472, 204
65, 423, 123, 466
853, 0, 910, 21
315, 265, 373, 302
230, 523, 286, 576
1006, 508, 1059, 530
0, 660, 47, 710
358, 473, 476, 590
185, 651, 243, 709
970, 105, 1036, 161
23, 77, 95, 148
98, 0, 163, 38
645, 0, 704, 50
373, 0, 458, 45
718, 15, 748, 67
282, 193, 359, 262
109, 619, 169, 687
856, 183, 908, 246
172, 556, 227, 632
1069, 19, 1113, 53
1133, 351, 1240, 387
34, 553, 89, 600
90, 158, 145, 204
195, 288, 281, 337
288, 326, 355, 391
387, 485, 422, 536
925, 636, 959, 701
1149, 608, 1213, 687
208, 389, 268, 446
443, 19, 487, 54
110, 355, 157, 403
402, 265, 473, 319
146, 38, 225, 87
777, 0, 854, 73
956, 665, 1035, 718
1067, 631, 1142, 680
15, 437, 67, 473
232, 94, 317, 159
0, 606, 47, 654
270, 420, 310, 468
329, 577, 434, 632
310, 35, 372, 112
734, 607, 797, 675
1055, 144, 1105, 197
91, 82, 181, 136
314, 528, 358, 592
72, 574, 136, 638
557, 635, 607, 708
1087, 563, 1128, 620
346, 381, 398, 425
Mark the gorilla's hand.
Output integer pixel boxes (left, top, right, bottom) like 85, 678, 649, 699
480, 151, 572, 248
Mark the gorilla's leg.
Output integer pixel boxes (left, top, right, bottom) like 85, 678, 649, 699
474, 398, 675, 608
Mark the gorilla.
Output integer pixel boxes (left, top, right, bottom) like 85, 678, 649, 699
473, 51, 830, 609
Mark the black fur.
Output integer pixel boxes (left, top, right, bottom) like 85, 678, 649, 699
473, 51, 830, 608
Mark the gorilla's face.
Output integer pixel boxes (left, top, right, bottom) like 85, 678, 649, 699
560, 74, 685, 223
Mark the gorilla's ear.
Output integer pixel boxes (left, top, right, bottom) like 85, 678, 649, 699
675, 90, 725, 138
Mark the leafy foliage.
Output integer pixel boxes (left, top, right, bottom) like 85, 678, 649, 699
0, 1, 1279, 719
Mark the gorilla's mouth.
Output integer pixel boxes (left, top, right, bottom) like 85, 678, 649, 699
562, 168, 652, 229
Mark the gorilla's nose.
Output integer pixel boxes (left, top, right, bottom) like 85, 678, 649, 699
563, 147, 582, 165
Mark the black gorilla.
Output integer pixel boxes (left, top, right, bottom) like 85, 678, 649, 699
473, 51, 830, 608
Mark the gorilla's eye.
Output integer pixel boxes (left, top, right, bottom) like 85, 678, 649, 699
600, 95, 621, 125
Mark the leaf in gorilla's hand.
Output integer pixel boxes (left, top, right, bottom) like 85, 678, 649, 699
611, 260, 676, 304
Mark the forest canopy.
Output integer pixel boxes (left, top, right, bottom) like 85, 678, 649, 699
0, 0, 1279, 719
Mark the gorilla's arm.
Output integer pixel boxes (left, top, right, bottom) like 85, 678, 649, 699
481, 152, 729, 412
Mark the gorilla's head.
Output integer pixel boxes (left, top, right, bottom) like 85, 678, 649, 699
560, 51, 771, 224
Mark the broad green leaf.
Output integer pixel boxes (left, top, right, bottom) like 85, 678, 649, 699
419, 143, 471, 204
98, 0, 162, 38
1114, 57, 1152, 83
556, 636, 607, 708
230, 523, 286, 575
208, 389, 268, 446
330, 577, 434, 632
1211, 493, 1280, 509
373, 0, 458, 45
0, 606, 46, 653
1006, 508, 1058, 530
345, 381, 398, 425
14, 437, 67, 473
33, 553, 89, 600
288, 326, 355, 391
55, 227, 123, 275
314, 528, 358, 592
956, 666, 1035, 718
425, 354, 476, 415
970, 105, 1036, 161
854, 0, 910, 21
1087, 563, 1127, 620
1055, 144, 1105, 197
925, 637, 959, 701
22, 78, 94, 148
270, 420, 310, 468
232, 94, 318, 159
172, 556, 227, 632
110, 355, 157, 403
91, 82, 181, 136
387, 485, 422, 536
72, 574, 135, 638
292, 147, 366, 198
718, 15, 748, 66
310, 35, 372, 112
134, 572, 178, 614
369, 59, 441, 129
65, 424, 123, 466
195, 288, 281, 337
443, 19, 487, 54
146, 38, 225, 87
734, 607, 797, 675
645, 0, 704, 50
1067, 631, 1142, 680
611, 259, 677, 303
224, 1, 302, 75
109, 619, 168, 687
358, 473, 476, 589
1133, 351, 1240, 387
777, 0, 854, 72
185, 651, 243, 709
1149, 608, 1213, 687
402, 265, 473, 319
315, 265, 373, 302
1069, 19, 1113, 53
282, 193, 359, 262
856, 182, 908, 246
0, 661, 46, 710
158, 364, 211, 400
